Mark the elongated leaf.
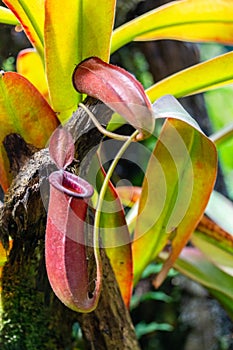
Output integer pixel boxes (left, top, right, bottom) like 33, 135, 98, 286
0, 6, 18, 25
205, 87, 233, 194
146, 51, 233, 103
0, 71, 59, 191
44, 0, 116, 122
173, 247, 233, 319
111, 0, 233, 53
192, 216, 233, 274
16, 48, 49, 100
94, 161, 133, 307
3, 0, 44, 58
73, 57, 154, 140
132, 97, 217, 286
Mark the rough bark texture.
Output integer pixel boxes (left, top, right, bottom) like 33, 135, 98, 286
0, 98, 140, 350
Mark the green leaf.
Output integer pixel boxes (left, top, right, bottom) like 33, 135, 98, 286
135, 321, 173, 339
130, 291, 172, 311
204, 87, 233, 196
132, 96, 217, 286
0, 6, 18, 25
174, 247, 233, 319
3, 0, 44, 59
146, 51, 233, 103
111, 0, 233, 53
0, 71, 59, 191
44, 0, 116, 122
192, 215, 233, 274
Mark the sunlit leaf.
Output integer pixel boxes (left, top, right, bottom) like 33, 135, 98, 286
173, 247, 233, 319
44, 0, 116, 122
133, 97, 217, 286
111, 0, 233, 53
0, 71, 59, 191
73, 57, 154, 140
205, 87, 233, 196
16, 48, 49, 100
206, 191, 233, 235
0, 6, 18, 25
3, 0, 44, 59
90, 158, 133, 307
146, 51, 233, 103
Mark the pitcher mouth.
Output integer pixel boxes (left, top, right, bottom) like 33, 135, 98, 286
49, 170, 94, 199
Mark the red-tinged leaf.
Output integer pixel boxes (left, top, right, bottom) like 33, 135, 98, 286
116, 186, 141, 207
44, 0, 116, 122
3, 0, 44, 58
16, 49, 49, 101
132, 98, 217, 286
92, 159, 133, 307
0, 71, 59, 191
72, 57, 154, 140
46, 170, 101, 312
49, 128, 74, 170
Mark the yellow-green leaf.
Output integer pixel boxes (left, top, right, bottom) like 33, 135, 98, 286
3, 0, 44, 59
0, 6, 18, 25
146, 51, 233, 103
0, 71, 59, 191
16, 48, 49, 101
111, 0, 233, 53
44, 0, 116, 122
132, 98, 217, 286
93, 160, 133, 307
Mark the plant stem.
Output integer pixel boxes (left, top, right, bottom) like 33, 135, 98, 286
79, 103, 131, 141
210, 122, 233, 146
93, 129, 139, 250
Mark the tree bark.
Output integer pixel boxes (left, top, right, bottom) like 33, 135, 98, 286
0, 99, 140, 350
